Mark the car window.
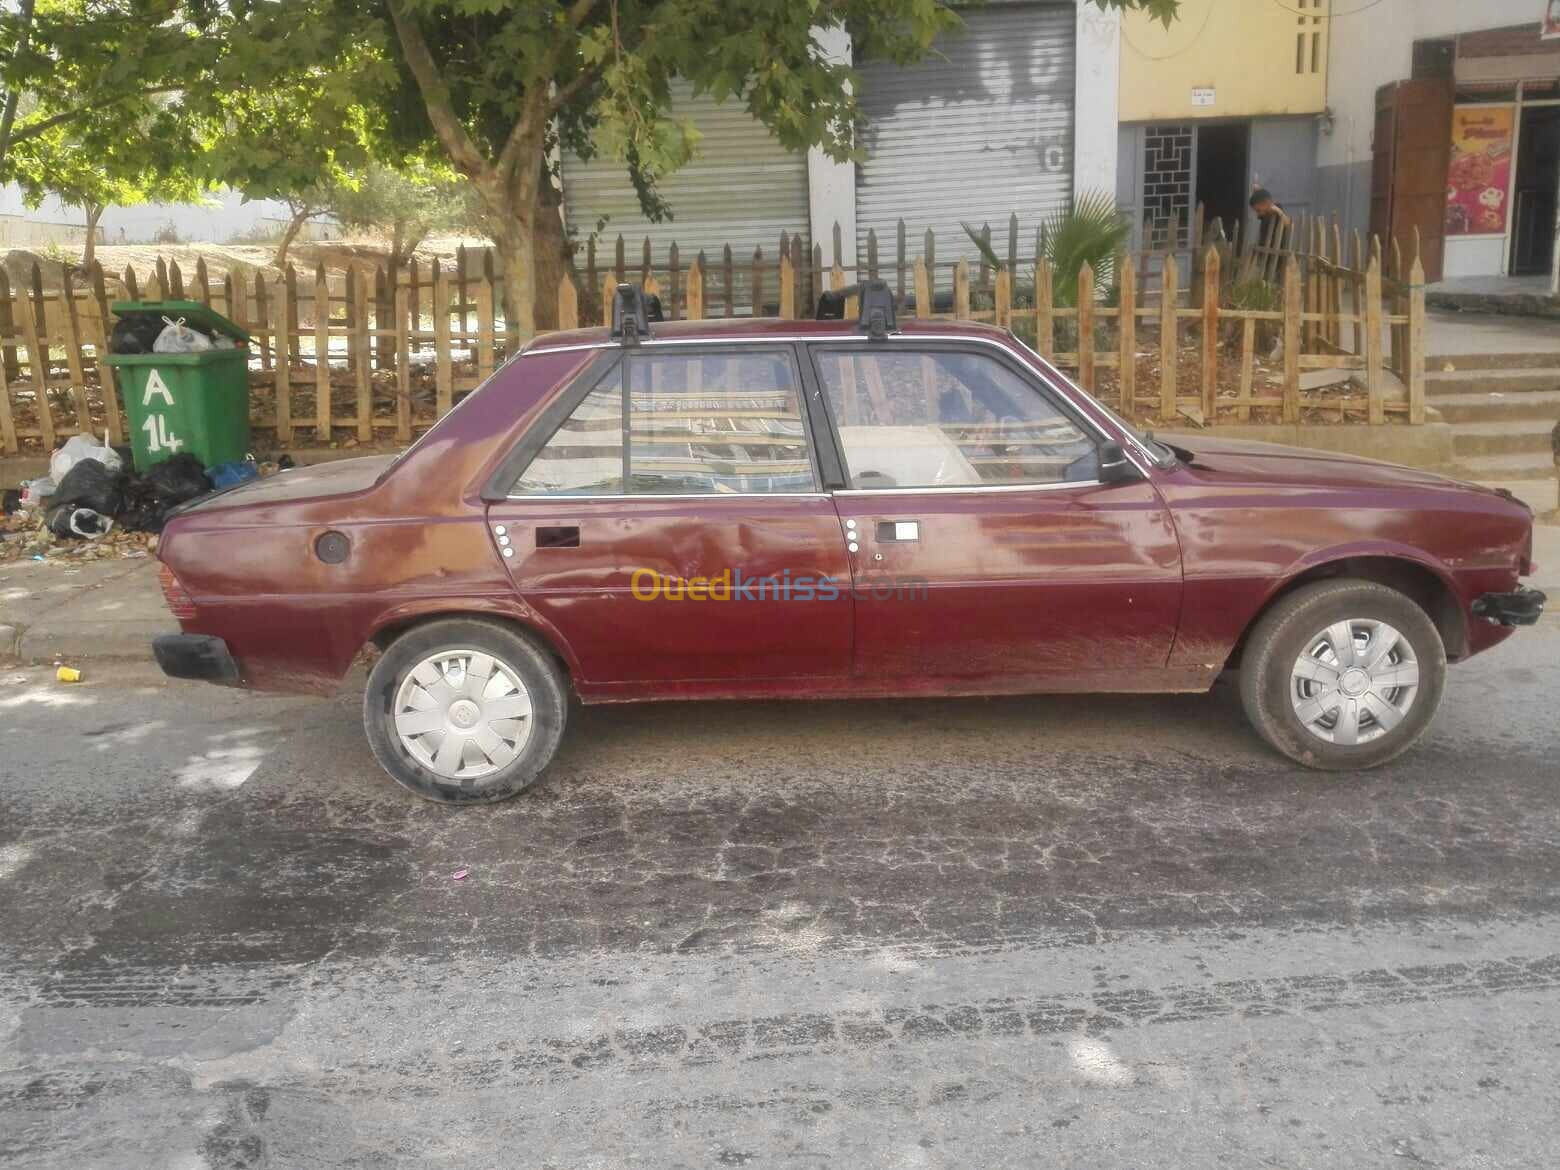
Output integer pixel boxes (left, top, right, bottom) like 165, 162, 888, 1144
510, 373, 625, 496
511, 350, 818, 496
628, 353, 816, 494
815, 350, 1098, 489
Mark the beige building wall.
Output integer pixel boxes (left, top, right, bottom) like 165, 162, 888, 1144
1119, 0, 1330, 121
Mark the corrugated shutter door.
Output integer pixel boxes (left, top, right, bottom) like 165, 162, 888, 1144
562, 84, 810, 267
855, 3, 1075, 267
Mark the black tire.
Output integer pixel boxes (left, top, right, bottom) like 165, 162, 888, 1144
363, 618, 567, 803
1239, 579, 1447, 771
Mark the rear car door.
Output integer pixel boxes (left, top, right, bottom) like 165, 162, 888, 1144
807, 342, 1182, 685
486, 344, 852, 686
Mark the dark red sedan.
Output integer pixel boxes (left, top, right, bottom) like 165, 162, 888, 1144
153, 284, 1545, 802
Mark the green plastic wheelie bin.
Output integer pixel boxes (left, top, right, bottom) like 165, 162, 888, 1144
105, 300, 252, 471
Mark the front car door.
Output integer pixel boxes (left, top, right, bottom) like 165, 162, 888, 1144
486, 344, 852, 689
807, 342, 1183, 690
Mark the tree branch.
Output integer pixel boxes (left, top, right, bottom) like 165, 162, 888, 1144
565, 0, 598, 27
495, 85, 549, 192
387, 0, 489, 179
0, 0, 38, 164
548, 63, 601, 115
4, 84, 185, 149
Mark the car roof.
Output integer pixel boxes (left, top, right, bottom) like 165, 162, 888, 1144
522, 315, 1016, 353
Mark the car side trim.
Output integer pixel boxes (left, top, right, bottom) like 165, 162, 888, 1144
834, 479, 1106, 496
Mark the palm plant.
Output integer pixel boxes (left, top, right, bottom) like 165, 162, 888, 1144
1037, 191, 1132, 307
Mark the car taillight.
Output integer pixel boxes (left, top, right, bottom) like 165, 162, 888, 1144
159, 564, 197, 620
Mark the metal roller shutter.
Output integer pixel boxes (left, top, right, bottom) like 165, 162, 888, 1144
561, 83, 810, 267
855, 3, 1076, 267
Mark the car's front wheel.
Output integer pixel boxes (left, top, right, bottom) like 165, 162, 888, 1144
1239, 579, 1447, 770
363, 618, 567, 803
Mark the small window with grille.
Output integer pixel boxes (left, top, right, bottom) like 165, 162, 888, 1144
1294, 0, 1325, 75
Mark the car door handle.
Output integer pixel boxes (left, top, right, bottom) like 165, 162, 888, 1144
876, 521, 920, 542
535, 525, 580, 548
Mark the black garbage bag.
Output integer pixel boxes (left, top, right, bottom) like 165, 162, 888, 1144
52, 456, 126, 516
118, 453, 212, 532
142, 453, 211, 504
109, 312, 166, 355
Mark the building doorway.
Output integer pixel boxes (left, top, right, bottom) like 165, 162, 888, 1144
1511, 105, 1560, 275
1194, 120, 1251, 241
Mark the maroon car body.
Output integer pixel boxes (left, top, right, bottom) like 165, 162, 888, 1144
152, 310, 1542, 792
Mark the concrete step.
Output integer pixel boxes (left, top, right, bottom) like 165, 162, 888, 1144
1430, 390, 1560, 423
1450, 418, 1559, 457
1451, 451, 1559, 481
1429, 351, 1560, 371
1426, 368, 1560, 395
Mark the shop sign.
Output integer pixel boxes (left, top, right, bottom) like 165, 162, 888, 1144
1446, 106, 1514, 237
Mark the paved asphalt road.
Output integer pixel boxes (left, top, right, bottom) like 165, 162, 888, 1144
2, 625, 1557, 1168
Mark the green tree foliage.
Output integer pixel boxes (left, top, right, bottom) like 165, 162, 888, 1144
3, 0, 1179, 328
7, 100, 209, 267
377, 0, 1180, 335
326, 160, 471, 268
0, 0, 385, 260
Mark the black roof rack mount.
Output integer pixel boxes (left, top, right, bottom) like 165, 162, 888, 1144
610, 283, 664, 345
815, 279, 897, 339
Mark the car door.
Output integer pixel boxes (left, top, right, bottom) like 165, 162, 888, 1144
486, 344, 852, 686
806, 342, 1183, 685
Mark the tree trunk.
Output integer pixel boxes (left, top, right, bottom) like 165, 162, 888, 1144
274, 208, 311, 268
389, 218, 408, 270
82, 203, 104, 269
531, 179, 569, 330
488, 212, 537, 340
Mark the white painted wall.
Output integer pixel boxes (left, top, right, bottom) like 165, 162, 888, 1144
1320, 0, 1537, 172
807, 23, 858, 266
1074, 1, 1121, 199
1319, 0, 1544, 273
0, 184, 338, 246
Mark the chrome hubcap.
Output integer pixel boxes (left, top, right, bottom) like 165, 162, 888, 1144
1290, 618, 1419, 746
393, 651, 533, 780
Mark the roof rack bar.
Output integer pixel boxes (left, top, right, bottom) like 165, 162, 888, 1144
610, 283, 664, 345
815, 279, 897, 339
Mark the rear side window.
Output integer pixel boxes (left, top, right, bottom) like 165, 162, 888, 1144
511, 376, 625, 495
511, 349, 818, 496
815, 349, 1096, 489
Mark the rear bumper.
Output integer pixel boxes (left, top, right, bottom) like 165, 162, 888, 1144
1472, 587, 1547, 628
152, 634, 241, 685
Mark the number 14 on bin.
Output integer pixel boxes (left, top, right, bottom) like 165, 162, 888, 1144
143, 370, 185, 454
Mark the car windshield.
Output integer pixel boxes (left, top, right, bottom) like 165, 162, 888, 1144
1009, 333, 1178, 468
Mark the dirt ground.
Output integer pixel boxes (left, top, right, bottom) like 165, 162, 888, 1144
4, 232, 491, 299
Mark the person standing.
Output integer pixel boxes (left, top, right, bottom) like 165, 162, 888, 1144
1249, 185, 1292, 234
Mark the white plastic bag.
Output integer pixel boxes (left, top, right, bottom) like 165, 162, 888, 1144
49, 433, 122, 481
68, 507, 114, 538
153, 315, 213, 354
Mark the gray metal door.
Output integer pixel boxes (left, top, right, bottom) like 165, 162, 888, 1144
561, 83, 810, 268
853, 3, 1076, 269
1248, 116, 1320, 236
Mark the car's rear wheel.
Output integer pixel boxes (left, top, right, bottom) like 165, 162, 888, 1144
363, 618, 567, 803
1239, 579, 1446, 770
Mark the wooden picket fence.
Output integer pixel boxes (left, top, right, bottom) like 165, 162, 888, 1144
0, 217, 1425, 459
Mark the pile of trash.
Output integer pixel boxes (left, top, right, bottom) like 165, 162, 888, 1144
2, 436, 280, 563
110, 312, 241, 355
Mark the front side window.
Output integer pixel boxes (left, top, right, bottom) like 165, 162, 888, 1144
815, 349, 1097, 490
511, 350, 817, 496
